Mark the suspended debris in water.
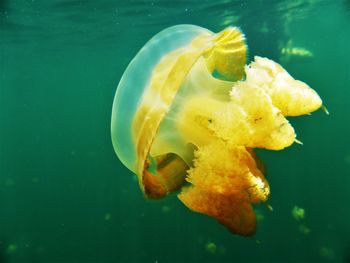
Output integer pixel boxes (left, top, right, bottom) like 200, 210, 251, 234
6, 244, 17, 254
319, 246, 335, 260
205, 242, 217, 254
255, 209, 265, 222
161, 205, 171, 213
104, 213, 112, 221
292, 206, 305, 221
298, 224, 311, 235
259, 21, 269, 34
266, 204, 274, 212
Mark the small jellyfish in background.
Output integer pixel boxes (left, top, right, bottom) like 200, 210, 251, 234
111, 25, 323, 236
280, 39, 314, 63
292, 206, 311, 235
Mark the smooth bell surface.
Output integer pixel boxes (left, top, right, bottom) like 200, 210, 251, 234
111, 25, 212, 174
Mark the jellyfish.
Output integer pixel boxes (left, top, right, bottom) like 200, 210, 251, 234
111, 25, 323, 236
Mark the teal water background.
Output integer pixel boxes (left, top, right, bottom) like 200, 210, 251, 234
1, 0, 350, 262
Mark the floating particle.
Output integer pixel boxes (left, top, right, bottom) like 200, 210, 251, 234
255, 209, 265, 221
298, 224, 311, 235
319, 246, 335, 260
32, 177, 39, 183
292, 206, 305, 221
205, 242, 217, 254
259, 22, 269, 34
266, 204, 274, 212
218, 246, 226, 255
6, 244, 17, 254
161, 205, 171, 213
104, 213, 112, 221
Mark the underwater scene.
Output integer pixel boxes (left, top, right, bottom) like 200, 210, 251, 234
1, 0, 350, 262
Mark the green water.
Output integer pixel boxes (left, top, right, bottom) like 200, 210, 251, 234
1, 0, 350, 262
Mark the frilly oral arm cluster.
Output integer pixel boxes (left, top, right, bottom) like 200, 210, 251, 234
178, 56, 322, 236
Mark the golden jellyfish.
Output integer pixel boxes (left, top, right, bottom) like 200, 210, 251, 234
111, 25, 323, 236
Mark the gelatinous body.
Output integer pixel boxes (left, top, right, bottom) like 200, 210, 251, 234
111, 25, 322, 236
